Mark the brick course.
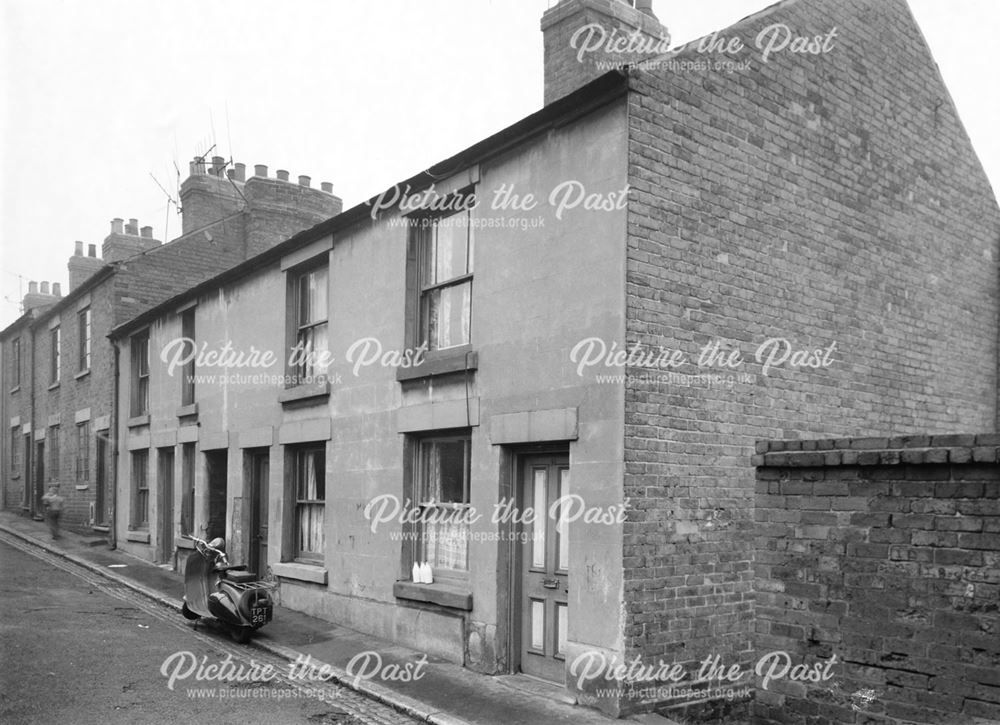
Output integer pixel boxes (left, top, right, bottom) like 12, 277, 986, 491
754, 435, 1000, 724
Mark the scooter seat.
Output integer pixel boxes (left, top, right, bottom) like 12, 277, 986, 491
224, 570, 257, 584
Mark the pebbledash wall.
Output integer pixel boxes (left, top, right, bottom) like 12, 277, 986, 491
615, 0, 1000, 711
753, 435, 1000, 724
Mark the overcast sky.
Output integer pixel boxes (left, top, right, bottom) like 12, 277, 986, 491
1, 0, 997, 329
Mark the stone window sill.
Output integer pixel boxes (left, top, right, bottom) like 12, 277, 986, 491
9, 385, 20, 394
126, 530, 150, 543
396, 346, 477, 382
75, 484, 89, 491
278, 381, 330, 406
91, 525, 109, 533
74, 369, 90, 380
48, 381, 60, 391
273, 561, 327, 585
393, 580, 473, 610
127, 414, 150, 428
176, 403, 198, 418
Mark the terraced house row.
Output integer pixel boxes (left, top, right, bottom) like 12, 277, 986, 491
3, 0, 999, 719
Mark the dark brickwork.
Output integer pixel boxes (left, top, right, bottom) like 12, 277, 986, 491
541, 0, 668, 105
621, 0, 1000, 711
754, 435, 1000, 724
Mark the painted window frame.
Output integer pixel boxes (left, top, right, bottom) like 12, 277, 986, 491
131, 449, 149, 530
130, 331, 150, 417
78, 307, 91, 373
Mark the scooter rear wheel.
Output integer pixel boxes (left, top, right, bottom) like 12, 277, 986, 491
181, 602, 199, 621
232, 626, 253, 644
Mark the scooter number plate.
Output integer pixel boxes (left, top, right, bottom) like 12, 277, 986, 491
251, 607, 272, 625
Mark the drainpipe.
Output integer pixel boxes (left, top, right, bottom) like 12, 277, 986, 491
110, 343, 119, 549
29, 322, 38, 518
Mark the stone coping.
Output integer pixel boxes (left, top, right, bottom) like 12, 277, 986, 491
753, 433, 1000, 468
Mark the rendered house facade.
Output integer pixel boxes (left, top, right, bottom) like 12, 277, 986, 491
79, 0, 1000, 718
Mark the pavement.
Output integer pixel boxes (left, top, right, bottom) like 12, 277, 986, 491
0, 511, 665, 725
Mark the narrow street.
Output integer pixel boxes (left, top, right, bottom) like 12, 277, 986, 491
0, 535, 417, 725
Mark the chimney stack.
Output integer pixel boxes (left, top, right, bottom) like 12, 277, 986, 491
541, 0, 670, 105
103, 216, 161, 262
69, 240, 105, 291
22, 280, 59, 311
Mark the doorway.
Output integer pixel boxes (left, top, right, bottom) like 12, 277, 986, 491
204, 450, 228, 541
157, 447, 175, 564
516, 453, 570, 684
245, 449, 270, 575
33, 439, 43, 514
95, 432, 108, 525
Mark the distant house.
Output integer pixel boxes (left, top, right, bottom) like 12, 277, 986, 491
1, 159, 341, 534
85, 0, 1000, 718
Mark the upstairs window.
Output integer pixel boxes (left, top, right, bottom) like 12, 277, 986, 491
292, 266, 329, 383
180, 308, 195, 406
78, 308, 91, 372
415, 210, 473, 350
10, 337, 20, 388
50, 327, 61, 384
130, 331, 149, 417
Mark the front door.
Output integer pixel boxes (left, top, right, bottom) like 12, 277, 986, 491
33, 440, 43, 513
247, 450, 269, 575
157, 448, 175, 564
205, 450, 228, 541
95, 432, 108, 525
519, 454, 570, 683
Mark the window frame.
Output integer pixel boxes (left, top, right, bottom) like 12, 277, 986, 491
180, 442, 196, 536
50, 326, 61, 385
412, 207, 474, 352
131, 449, 149, 529
130, 330, 150, 417
78, 307, 91, 373
75, 421, 90, 485
288, 443, 326, 563
10, 337, 20, 389
9, 427, 19, 474
289, 264, 330, 386
48, 425, 60, 481
407, 430, 472, 582
180, 308, 195, 406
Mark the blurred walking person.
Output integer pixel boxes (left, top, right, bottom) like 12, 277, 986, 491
42, 485, 64, 539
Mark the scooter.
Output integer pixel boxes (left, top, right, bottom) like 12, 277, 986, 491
180, 534, 277, 643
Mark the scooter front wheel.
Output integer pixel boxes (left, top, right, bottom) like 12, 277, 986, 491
232, 626, 253, 644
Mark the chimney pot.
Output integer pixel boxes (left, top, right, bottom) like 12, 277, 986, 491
254, 164, 268, 178
321, 182, 334, 194
195, 157, 207, 175
226, 168, 236, 180
74, 241, 84, 256
140, 226, 153, 238
276, 169, 289, 182
88, 244, 97, 257
298, 175, 311, 188
212, 156, 225, 176
126, 219, 139, 235
234, 162, 246, 182
112, 218, 124, 235
28, 281, 38, 295
52, 283, 61, 297
40, 282, 50, 295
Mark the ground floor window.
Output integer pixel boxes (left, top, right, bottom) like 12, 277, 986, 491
180, 443, 195, 536
290, 444, 325, 562
131, 449, 149, 529
412, 432, 471, 574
